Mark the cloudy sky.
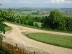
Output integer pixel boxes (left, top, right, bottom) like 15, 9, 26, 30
0, 0, 72, 8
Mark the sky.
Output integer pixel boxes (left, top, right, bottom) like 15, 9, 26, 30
0, 0, 72, 8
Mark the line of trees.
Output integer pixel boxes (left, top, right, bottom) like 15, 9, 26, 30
0, 8, 72, 32
0, 9, 43, 27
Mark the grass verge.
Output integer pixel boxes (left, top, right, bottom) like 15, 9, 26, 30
26, 33, 72, 49
5, 26, 12, 31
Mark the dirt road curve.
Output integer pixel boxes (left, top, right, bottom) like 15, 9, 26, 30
3, 22, 72, 54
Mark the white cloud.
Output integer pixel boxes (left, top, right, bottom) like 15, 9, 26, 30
51, 0, 64, 3
0, 0, 72, 4
0, 0, 10, 3
51, 0, 72, 3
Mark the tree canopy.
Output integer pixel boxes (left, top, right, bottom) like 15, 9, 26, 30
42, 10, 72, 31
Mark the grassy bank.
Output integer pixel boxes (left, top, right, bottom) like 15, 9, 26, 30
26, 33, 72, 49
5, 26, 12, 31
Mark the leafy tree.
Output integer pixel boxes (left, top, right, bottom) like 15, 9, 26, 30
0, 18, 5, 34
42, 10, 72, 32
26, 16, 34, 26
42, 10, 65, 29
65, 17, 72, 31
20, 16, 27, 24
0, 4, 5, 48
0, 18, 5, 48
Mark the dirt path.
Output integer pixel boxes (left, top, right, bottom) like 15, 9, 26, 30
3, 22, 72, 54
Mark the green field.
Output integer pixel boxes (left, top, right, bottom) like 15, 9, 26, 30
27, 33, 72, 49
5, 26, 12, 31
19, 10, 49, 17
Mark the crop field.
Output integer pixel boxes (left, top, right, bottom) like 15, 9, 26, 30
27, 33, 72, 49
19, 10, 49, 17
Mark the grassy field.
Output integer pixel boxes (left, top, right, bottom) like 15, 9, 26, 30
19, 10, 49, 17
27, 33, 72, 49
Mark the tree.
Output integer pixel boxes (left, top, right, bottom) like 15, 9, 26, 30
0, 18, 5, 34
20, 16, 27, 24
25, 16, 34, 26
0, 4, 5, 48
42, 10, 64, 30
0, 18, 5, 49
65, 17, 72, 31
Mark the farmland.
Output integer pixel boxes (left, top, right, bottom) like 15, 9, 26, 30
18, 10, 49, 17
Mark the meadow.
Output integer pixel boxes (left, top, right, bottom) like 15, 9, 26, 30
27, 33, 72, 49
5, 26, 12, 31
19, 10, 49, 17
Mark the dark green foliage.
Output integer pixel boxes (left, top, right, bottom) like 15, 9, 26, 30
33, 17, 43, 22
65, 17, 72, 31
42, 10, 63, 29
0, 9, 44, 27
42, 10, 72, 32
0, 48, 9, 54
0, 9, 6, 50
0, 17, 5, 34
0, 8, 72, 32
25, 16, 34, 26
20, 16, 27, 24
